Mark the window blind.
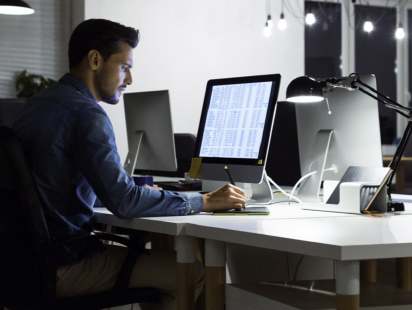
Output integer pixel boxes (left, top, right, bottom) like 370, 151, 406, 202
0, 0, 71, 98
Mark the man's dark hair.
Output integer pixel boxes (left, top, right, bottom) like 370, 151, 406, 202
69, 19, 140, 70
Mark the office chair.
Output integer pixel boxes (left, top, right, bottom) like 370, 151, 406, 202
0, 98, 27, 127
0, 125, 161, 310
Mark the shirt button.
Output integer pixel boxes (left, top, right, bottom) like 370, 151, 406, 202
190, 209, 194, 214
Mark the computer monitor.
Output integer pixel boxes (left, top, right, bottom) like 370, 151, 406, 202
295, 74, 383, 202
194, 74, 281, 185
123, 90, 177, 175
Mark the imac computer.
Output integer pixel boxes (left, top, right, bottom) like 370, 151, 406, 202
193, 74, 281, 202
294, 74, 383, 203
123, 90, 177, 176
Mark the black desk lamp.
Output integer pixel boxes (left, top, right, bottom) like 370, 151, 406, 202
286, 72, 410, 212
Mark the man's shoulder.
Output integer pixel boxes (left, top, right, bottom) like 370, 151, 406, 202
27, 82, 103, 117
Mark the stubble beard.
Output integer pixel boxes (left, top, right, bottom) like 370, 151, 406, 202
94, 70, 119, 105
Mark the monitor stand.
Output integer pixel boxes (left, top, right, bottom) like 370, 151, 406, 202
124, 131, 144, 175
249, 171, 273, 204
202, 171, 273, 205
298, 130, 333, 203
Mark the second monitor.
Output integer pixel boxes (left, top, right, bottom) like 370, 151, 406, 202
123, 90, 177, 176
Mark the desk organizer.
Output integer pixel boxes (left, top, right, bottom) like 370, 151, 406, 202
300, 180, 387, 214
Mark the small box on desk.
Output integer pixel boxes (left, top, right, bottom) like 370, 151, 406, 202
300, 166, 391, 215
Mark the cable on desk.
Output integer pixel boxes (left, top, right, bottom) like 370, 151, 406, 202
267, 176, 301, 203
288, 171, 318, 205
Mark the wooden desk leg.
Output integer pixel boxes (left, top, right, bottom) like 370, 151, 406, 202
177, 235, 196, 310
151, 232, 176, 250
205, 239, 225, 310
397, 257, 412, 291
360, 259, 377, 282
336, 261, 360, 310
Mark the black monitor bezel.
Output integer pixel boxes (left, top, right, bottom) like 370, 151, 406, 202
194, 74, 281, 166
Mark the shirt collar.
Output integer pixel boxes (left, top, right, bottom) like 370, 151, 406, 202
59, 73, 97, 103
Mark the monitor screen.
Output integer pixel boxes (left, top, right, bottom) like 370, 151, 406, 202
194, 74, 281, 184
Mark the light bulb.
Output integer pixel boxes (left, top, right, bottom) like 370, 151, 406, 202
363, 21, 373, 32
278, 13, 287, 30
306, 13, 316, 25
396, 27, 405, 39
266, 15, 273, 29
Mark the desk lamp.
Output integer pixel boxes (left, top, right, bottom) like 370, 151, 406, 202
286, 73, 410, 212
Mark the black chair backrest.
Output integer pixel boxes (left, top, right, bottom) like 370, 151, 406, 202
0, 125, 55, 308
0, 98, 27, 127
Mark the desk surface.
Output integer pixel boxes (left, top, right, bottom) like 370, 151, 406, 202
94, 194, 412, 261
93, 200, 354, 236
186, 213, 412, 261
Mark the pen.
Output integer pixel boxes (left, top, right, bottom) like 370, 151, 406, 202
224, 166, 236, 186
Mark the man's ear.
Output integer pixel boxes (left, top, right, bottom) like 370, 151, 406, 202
87, 49, 102, 71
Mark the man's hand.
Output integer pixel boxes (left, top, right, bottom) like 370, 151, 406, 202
202, 184, 247, 212
141, 184, 163, 191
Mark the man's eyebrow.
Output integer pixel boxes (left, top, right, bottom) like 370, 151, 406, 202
123, 62, 133, 68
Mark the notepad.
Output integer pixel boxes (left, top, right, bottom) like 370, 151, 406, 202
213, 207, 270, 215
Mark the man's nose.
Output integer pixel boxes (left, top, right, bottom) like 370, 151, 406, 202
125, 70, 132, 85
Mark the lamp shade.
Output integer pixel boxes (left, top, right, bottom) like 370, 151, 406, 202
0, 0, 34, 15
286, 76, 324, 103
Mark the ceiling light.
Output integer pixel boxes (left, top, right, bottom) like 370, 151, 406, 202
0, 0, 34, 15
306, 13, 316, 25
396, 26, 405, 40
278, 13, 287, 30
363, 21, 373, 32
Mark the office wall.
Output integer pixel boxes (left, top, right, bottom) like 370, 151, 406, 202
84, 0, 304, 163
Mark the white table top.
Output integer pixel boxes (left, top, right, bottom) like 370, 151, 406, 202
93, 200, 355, 236
186, 211, 412, 261
93, 194, 412, 261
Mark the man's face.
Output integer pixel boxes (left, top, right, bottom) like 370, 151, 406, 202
94, 41, 133, 104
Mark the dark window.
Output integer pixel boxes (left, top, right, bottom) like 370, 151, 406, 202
305, 1, 342, 78
355, 5, 397, 144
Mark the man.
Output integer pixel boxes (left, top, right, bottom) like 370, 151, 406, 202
12, 19, 247, 309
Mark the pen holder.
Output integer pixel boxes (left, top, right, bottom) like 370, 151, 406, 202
300, 180, 387, 214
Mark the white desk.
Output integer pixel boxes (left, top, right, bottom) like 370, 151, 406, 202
94, 202, 355, 310
93, 195, 412, 310
186, 211, 412, 309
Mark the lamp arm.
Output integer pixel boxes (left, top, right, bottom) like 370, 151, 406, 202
355, 87, 410, 118
352, 78, 406, 109
386, 119, 412, 201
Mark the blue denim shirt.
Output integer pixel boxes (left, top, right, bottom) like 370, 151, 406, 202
12, 73, 203, 267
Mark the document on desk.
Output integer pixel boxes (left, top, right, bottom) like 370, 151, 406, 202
213, 207, 270, 215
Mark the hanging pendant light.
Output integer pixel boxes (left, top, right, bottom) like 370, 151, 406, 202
0, 0, 35, 15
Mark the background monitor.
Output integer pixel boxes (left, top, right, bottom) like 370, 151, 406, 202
265, 101, 301, 186
123, 90, 177, 175
295, 74, 382, 202
194, 74, 281, 184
